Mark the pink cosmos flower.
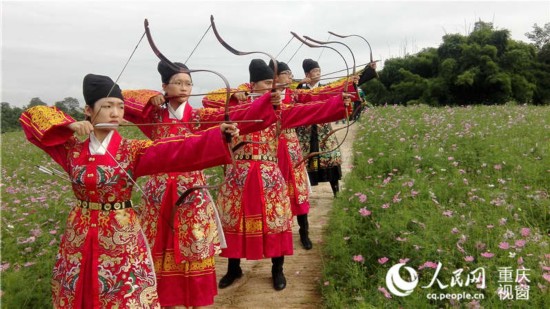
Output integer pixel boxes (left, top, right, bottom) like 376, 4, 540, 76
378, 257, 389, 264
378, 286, 392, 299
411, 190, 419, 197
543, 273, 550, 283
464, 256, 474, 262
499, 242, 510, 250
353, 255, 365, 263
494, 164, 502, 170
381, 203, 390, 209
359, 208, 371, 217
467, 300, 481, 309
481, 252, 494, 258
520, 228, 530, 237
419, 261, 438, 269
517, 257, 524, 265
442, 210, 454, 217
515, 239, 526, 248
358, 194, 367, 203
392, 191, 402, 203
399, 258, 410, 264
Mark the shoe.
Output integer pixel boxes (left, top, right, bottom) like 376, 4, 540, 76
299, 229, 313, 250
218, 269, 243, 289
272, 270, 287, 290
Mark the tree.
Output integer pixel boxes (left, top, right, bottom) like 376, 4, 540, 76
27, 97, 47, 107
364, 20, 549, 106
54, 97, 84, 120
525, 23, 550, 50
1, 102, 23, 133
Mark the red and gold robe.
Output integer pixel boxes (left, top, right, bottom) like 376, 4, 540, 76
206, 94, 348, 259
19, 105, 231, 309
293, 78, 354, 188
122, 90, 276, 307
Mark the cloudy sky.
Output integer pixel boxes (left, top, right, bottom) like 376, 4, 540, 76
2, 0, 549, 108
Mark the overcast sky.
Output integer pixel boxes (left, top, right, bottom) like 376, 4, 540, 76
2, 0, 549, 108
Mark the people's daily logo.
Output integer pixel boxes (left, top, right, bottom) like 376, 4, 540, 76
385, 263, 419, 297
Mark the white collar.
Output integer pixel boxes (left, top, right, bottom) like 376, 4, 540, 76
89, 130, 114, 155
167, 101, 187, 120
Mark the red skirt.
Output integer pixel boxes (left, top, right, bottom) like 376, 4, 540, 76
144, 176, 219, 307
218, 160, 294, 260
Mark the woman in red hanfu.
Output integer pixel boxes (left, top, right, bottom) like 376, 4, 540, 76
201, 59, 355, 291
19, 74, 238, 309
121, 61, 278, 308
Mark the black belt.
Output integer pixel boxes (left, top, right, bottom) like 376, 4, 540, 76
234, 154, 277, 162
76, 200, 133, 211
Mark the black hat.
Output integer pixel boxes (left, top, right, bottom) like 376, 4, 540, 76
249, 59, 274, 82
83, 74, 124, 106
268, 59, 291, 74
302, 58, 320, 73
157, 61, 191, 84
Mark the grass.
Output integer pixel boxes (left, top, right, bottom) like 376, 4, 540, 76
321, 104, 549, 308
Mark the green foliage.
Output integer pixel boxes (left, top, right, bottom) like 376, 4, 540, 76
321, 105, 550, 308
54, 97, 85, 121
1, 102, 24, 133
525, 23, 550, 50
364, 20, 550, 106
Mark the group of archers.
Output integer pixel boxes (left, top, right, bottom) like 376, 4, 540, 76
19, 47, 378, 308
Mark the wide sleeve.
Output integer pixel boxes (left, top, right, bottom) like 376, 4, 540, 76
122, 89, 163, 138
280, 94, 347, 129
293, 78, 357, 103
201, 85, 246, 108
196, 92, 277, 134
358, 64, 378, 86
19, 105, 76, 171
133, 126, 232, 177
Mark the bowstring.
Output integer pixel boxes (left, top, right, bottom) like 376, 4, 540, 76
184, 24, 212, 65
106, 31, 147, 97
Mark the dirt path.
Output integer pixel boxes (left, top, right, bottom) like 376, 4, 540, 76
212, 123, 358, 309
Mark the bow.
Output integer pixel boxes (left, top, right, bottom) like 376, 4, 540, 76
328, 31, 374, 63
327, 31, 379, 120
144, 19, 237, 228
144, 19, 233, 142
289, 31, 353, 169
209, 15, 282, 152
210, 15, 279, 88
301, 34, 362, 146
